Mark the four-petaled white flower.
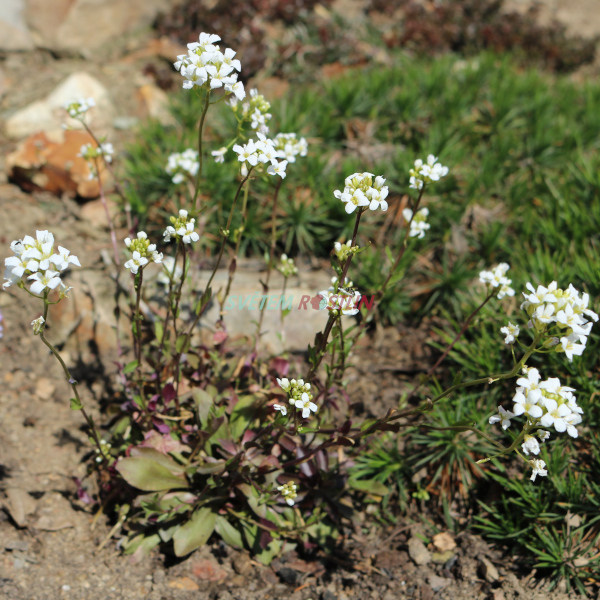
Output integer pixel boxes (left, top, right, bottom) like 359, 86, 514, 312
28, 270, 62, 295
267, 159, 287, 179
273, 404, 287, 416
295, 392, 318, 419
489, 405, 514, 430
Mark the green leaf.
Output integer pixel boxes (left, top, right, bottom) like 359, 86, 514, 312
193, 389, 214, 429
281, 308, 291, 318
70, 397, 83, 410
123, 360, 139, 374
173, 507, 217, 557
129, 447, 187, 473
116, 456, 189, 491
348, 478, 390, 496
176, 333, 189, 354
230, 395, 257, 440
215, 516, 244, 550
453, 371, 463, 386
123, 533, 161, 557
195, 286, 212, 316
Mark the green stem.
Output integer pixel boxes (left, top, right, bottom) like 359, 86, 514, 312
306, 207, 364, 381
220, 177, 251, 315
173, 171, 252, 375
255, 178, 283, 351
192, 89, 212, 212
38, 293, 104, 458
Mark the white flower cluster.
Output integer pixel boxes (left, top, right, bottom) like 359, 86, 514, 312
277, 254, 298, 278
403, 207, 430, 239
521, 282, 597, 361
174, 32, 245, 100
276, 378, 318, 419
79, 142, 114, 179
277, 481, 298, 506
490, 366, 585, 481
166, 149, 199, 184
272, 133, 308, 164
64, 97, 95, 119
318, 288, 361, 316
231, 88, 272, 134
333, 240, 358, 263
409, 155, 449, 190
334, 172, 389, 215
3, 230, 80, 296
123, 232, 163, 275
479, 263, 515, 299
163, 210, 200, 245
233, 133, 288, 178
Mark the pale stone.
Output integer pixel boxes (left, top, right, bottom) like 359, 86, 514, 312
137, 83, 177, 126
5, 72, 114, 139
407, 537, 431, 566
53, 0, 178, 55
0, 0, 35, 51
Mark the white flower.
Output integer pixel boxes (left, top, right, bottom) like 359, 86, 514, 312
31, 316, 45, 335
273, 404, 287, 416
267, 159, 287, 179
521, 435, 540, 456
50, 246, 81, 271
512, 389, 543, 419
276, 377, 291, 392
539, 399, 572, 432
233, 141, 259, 166
295, 392, 318, 419
529, 459, 548, 482
211, 147, 227, 163
489, 405, 514, 430
500, 322, 519, 344
124, 251, 148, 275
560, 334, 585, 361
28, 270, 61, 295
223, 47, 241, 72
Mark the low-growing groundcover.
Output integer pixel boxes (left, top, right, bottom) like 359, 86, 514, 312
118, 50, 600, 593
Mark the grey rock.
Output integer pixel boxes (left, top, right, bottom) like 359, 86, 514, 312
407, 537, 431, 566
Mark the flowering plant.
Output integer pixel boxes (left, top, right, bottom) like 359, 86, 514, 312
4, 31, 597, 572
